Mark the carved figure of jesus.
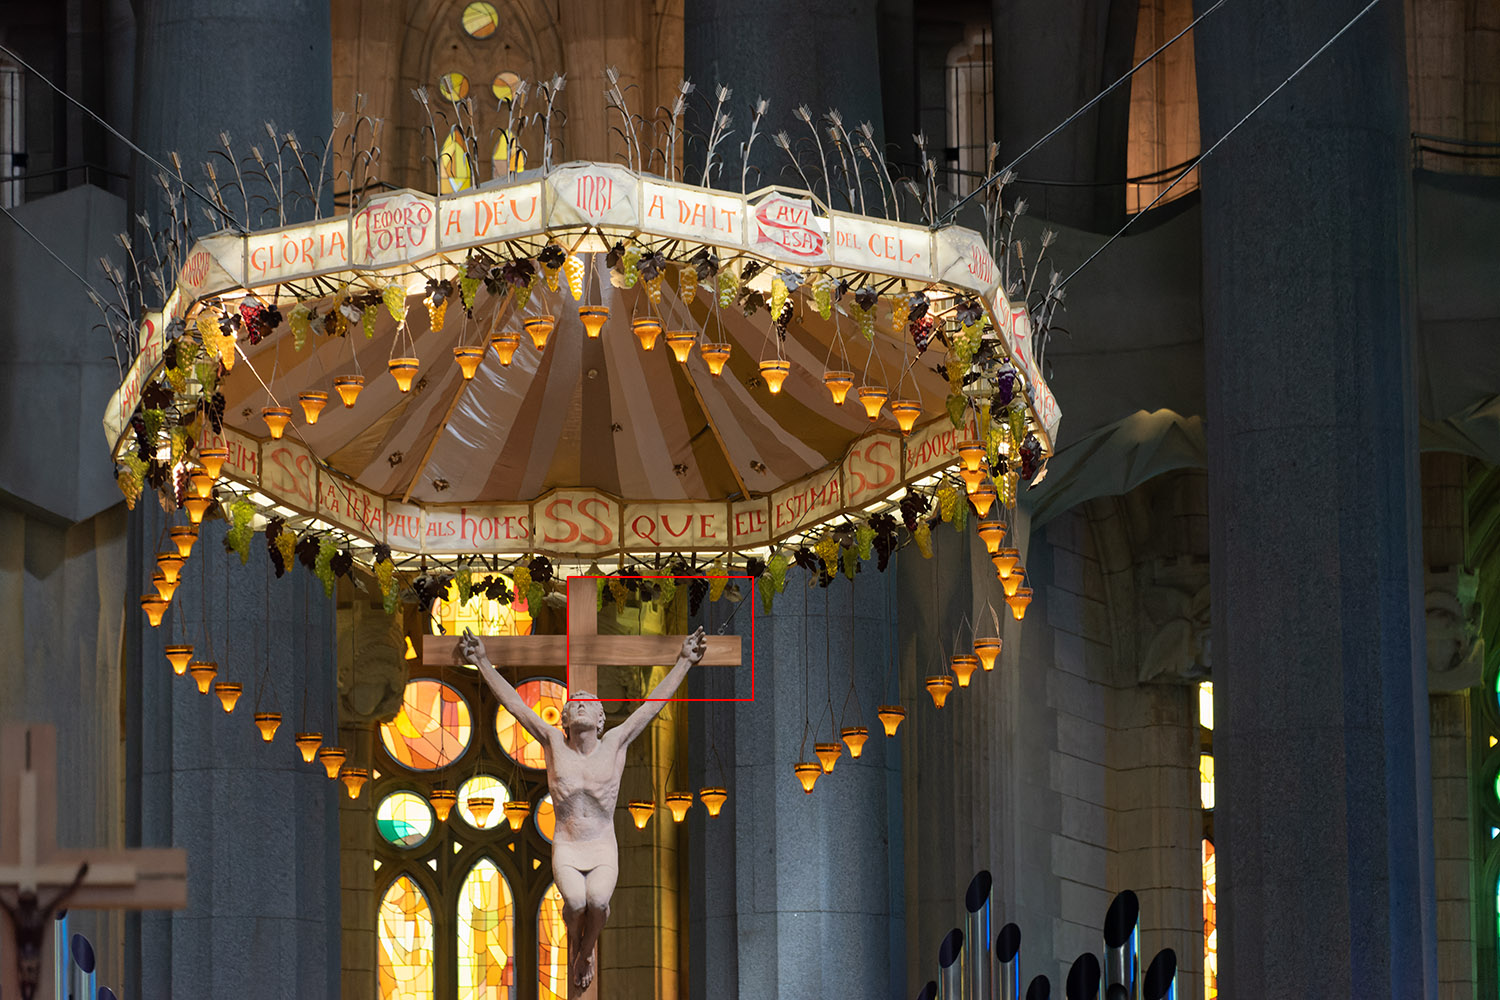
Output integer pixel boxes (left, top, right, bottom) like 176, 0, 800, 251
457, 626, 707, 993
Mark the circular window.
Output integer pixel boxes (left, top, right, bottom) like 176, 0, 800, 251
535, 794, 555, 842
381, 679, 472, 770
492, 71, 521, 103
461, 2, 500, 38
438, 72, 470, 102
376, 791, 435, 849
496, 678, 567, 769
457, 774, 511, 830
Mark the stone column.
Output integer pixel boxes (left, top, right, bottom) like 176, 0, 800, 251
1193, 2, 1436, 996
127, 3, 339, 996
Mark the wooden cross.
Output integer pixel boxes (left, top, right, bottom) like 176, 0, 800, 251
0, 724, 187, 1000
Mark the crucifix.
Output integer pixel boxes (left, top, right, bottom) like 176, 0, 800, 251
425, 577, 741, 1000
0, 724, 187, 1000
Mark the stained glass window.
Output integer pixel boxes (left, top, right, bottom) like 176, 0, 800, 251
439, 128, 472, 194
492, 72, 520, 103
438, 72, 470, 102
461, 2, 499, 38
381, 680, 472, 770
496, 679, 567, 769
379, 876, 435, 1000
492, 132, 528, 176
457, 858, 516, 999
456, 774, 511, 831
432, 576, 532, 638
1199, 754, 1215, 811
535, 794, 555, 842
377, 792, 436, 849
1203, 840, 1217, 999
537, 883, 569, 1000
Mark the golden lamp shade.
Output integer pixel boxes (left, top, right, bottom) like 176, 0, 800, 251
213, 682, 242, 713
503, 799, 532, 830
1007, 587, 1033, 621
452, 346, 486, 380
388, 358, 420, 393
890, 400, 922, 435
857, 385, 888, 421
188, 469, 214, 500
578, 305, 609, 338
970, 483, 998, 518
758, 359, 791, 393
294, 732, 323, 764
341, 766, 370, 800
977, 519, 1006, 554
951, 654, 980, 688
317, 746, 347, 780
632, 317, 663, 351
140, 595, 168, 628
699, 787, 728, 817
992, 548, 1020, 579
152, 572, 178, 602
198, 446, 229, 479
156, 551, 185, 583
169, 525, 198, 558
973, 638, 1002, 671
814, 742, 842, 774
823, 370, 855, 405
261, 406, 292, 440
467, 796, 495, 825
489, 332, 521, 366
925, 674, 954, 708
523, 314, 556, 350
254, 712, 281, 742
1001, 567, 1026, 598
794, 762, 821, 794
665, 792, 694, 822
627, 800, 655, 830
183, 496, 213, 525
333, 374, 365, 407
298, 391, 329, 424
960, 467, 987, 494
429, 789, 456, 823
701, 342, 732, 375
667, 330, 698, 363
957, 441, 986, 473
163, 644, 193, 676
876, 705, 907, 737
841, 726, 869, 759
187, 660, 217, 694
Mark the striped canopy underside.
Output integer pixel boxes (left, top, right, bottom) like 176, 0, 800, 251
223, 257, 954, 508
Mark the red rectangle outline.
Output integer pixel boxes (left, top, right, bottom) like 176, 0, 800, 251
565, 574, 754, 703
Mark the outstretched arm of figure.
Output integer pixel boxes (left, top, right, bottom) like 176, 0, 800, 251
611, 626, 707, 748
457, 629, 556, 746
39, 862, 89, 916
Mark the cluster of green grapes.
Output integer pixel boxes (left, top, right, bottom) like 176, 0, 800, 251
373, 556, 397, 613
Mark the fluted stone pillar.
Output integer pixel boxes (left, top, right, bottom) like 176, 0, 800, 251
1193, 2, 1436, 996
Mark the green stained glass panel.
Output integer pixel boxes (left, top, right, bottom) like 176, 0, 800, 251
377, 792, 435, 849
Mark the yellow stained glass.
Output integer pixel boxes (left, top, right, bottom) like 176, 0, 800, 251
496, 679, 567, 769
378, 876, 434, 1000
492, 71, 520, 103
1199, 681, 1214, 730
438, 72, 470, 102
1203, 839, 1217, 999
461, 1, 499, 37
381, 680, 472, 771
1200, 753, 1215, 811
537, 882, 569, 1000
535, 794, 555, 842
458, 858, 516, 1000
440, 127, 472, 194
492, 132, 528, 176
431, 576, 532, 640
457, 774, 511, 831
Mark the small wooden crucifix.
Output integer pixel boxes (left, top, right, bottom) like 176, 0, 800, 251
0, 724, 187, 1000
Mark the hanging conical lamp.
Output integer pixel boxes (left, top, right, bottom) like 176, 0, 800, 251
317, 746, 347, 780
977, 520, 1006, 554
333, 374, 365, 407
340, 766, 369, 799
1001, 567, 1026, 598
698, 787, 728, 817
578, 305, 609, 338
974, 637, 1002, 671
823, 370, 855, 405
758, 359, 790, 393
524, 314, 556, 350
794, 762, 821, 794
183, 496, 213, 525
254, 712, 281, 742
841, 726, 869, 758
960, 466, 987, 493
164, 644, 193, 675
631, 317, 662, 351
1006, 587, 1033, 621
925, 674, 954, 708
157, 551, 185, 583
951, 654, 980, 688
453, 345, 485, 379
467, 796, 495, 826
877, 705, 907, 737
152, 572, 178, 602
261, 406, 292, 440
489, 332, 521, 365
198, 447, 229, 479
295, 732, 323, 764
429, 788, 456, 822
187, 659, 217, 693
627, 800, 655, 830
857, 385, 888, 420
169, 525, 198, 557
992, 548, 1020, 579
665, 792, 694, 822
213, 681, 242, 713
701, 343, 732, 375
665, 330, 696, 363
388, 358, 420, 392
970, 483, 997, 517
188, 468, 214, 499
890, 400, 922, 435
298, 391, 328, 424
140, 595, 168, 627
957, 440, 985, 473
814, 742, 842, 773
503, 798, 531, 830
